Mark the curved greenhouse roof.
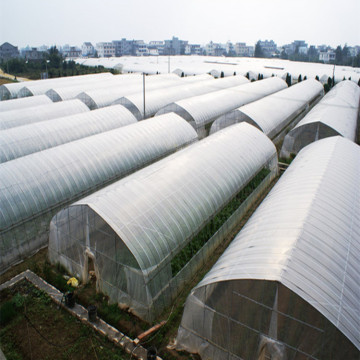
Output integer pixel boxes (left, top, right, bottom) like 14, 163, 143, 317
177, 136, 360, 359
0, 105, 138, 163
115, 75, 249, 120
0, 99, 89, 130
157, 77, 287, 138
0, 81, 36, 100
280, 80, 360, 158
17, 73, 114, 98
0, 94, 53, 112
0, 113, 197, 273
49, 122, 277, 321
77, 73, 181, 110
45, 74, 144, 102
209, 79, 324, 140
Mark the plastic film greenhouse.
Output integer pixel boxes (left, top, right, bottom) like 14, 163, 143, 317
0, 114, 197, 273
17, 72, 114, 98
209, 79, 324, 141
76, 73, 181, 110
157, 77, 287, 139
0, 105, 138, 163
177, 136, 360, 360
0, 94, 53, 112
48, 122, 278, 322
0, 99, 89, 130
115, 75, 249, 120
45, 73, 143, 102
280, 80, 360, 158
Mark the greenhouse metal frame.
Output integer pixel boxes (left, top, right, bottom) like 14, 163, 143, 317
280, 80, 360, 158
177, 136, 360, 360
48, 122, 278, 322
0, 114, 198, 273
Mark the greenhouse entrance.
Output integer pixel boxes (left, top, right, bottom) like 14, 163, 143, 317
83, 249, 99, 291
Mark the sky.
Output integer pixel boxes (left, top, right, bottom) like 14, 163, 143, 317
0, 0, 359, 49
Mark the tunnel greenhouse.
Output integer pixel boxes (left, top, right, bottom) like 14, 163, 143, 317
48, 122, 278, 322
0, 114, 197, 273
177, 136, 360, 360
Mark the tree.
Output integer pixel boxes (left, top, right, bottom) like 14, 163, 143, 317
335, 45, 342, 64
280, 49, 288, 59
285, 73, 291, 87
254, 41, 264, 58
48, 46, 63, 69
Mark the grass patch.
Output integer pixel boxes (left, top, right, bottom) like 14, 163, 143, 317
0, 279, 128, 360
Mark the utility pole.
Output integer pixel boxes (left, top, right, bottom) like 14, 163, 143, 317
143, 72, 146, 119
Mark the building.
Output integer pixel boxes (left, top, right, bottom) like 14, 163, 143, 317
0, 42, 20, 60
22, 47, 44, 61
62, 46, 82, 58
81, 42, 95, 57
96, 42, 115, 57
258, 40, 277, 56
319, 50, 336, 63
184, 44, 202, 55
205, 41, 226, 56
164, 37, 188, 55
235, 42, 254, 57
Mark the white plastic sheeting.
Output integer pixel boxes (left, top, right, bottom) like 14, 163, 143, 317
45, 74, 144, 102
17, 73, 114, 98
210, 79, 324, 140
177, 136, 360, 359
0, 99, 89, 130
157, 77, 287, 139
0, 114, 198, 273
280, 80, 360, 158
76, 73, 182, 110
48, 122, 277, 321
0, 94, 53, 112
116, 75, 249, 120
0, 105, 138, 163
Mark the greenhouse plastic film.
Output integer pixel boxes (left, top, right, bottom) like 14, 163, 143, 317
176, 136, 360, 358
48, 122, 277, 321
0, 113, 198, 273
0, 104, 138, 163
280, 80, 360, 158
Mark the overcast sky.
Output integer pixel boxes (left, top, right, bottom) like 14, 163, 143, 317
1, 0, 359, 49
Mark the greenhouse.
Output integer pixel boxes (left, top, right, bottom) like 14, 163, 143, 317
0, 99, 89, 130
0, 94, 53, 112
0, 113, 197, 273
157, 77, 287, 139
17, 72, 114, 98
76, 73, 182, 110
280, 80, 360, 158
177, 136, 360, 360
45, 73, 144, 102
0, 105, 138, 163
209, 79, 324, 141
0, 80, 38, 100
48, 122, 278, 322
115, 75, 249, 120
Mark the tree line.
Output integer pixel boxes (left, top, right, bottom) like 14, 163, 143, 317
0, 46, 118, 80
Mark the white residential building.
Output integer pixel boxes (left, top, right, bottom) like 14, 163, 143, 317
82, 42, 95, 57
96, 42, 115, 57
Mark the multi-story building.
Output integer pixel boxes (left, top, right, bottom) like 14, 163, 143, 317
62, 46, 82, 58
149, 41, 164, 55
226, 41, 235, 55
22, 47, 44, 61
81, 42, 95, 57
164, 37, 188, 55
96, 42, 115, 57
258, 40, 277, 56
319, 51, 336, 63
0, 42, 20, 60
185, 44, 202, 55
